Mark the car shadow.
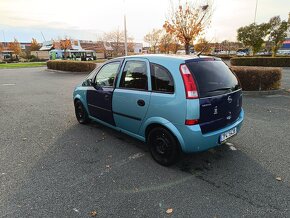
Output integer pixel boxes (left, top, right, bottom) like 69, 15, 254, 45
5, 121, 290, 217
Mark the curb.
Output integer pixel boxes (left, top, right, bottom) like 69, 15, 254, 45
242, 89, 289, 96
45, 68, 90, 74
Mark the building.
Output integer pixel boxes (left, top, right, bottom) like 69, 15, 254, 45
278, 12, 290, 54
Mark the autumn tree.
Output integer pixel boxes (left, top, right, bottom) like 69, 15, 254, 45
8, 38, 21, 59
237, 23, 269, 55
0, 42, 4, 52
163, 1, 212, 54
267, 16, 289, 57
194, 38, 211, 54
159, 32, 181, 54
59, 38, 72, 59
144, 29, 162, 53
30, 38, 41, 51
127, 37, 135, 53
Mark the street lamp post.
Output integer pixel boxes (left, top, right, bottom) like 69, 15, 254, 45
254, 0, 258, 23
123, 0, 128, 56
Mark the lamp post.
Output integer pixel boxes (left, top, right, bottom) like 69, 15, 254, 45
124, 0, 128, 56
254, 0, 258, 23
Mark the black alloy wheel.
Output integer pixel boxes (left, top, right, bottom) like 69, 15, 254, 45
74, 100, 90, 124
148, 127, 180, 166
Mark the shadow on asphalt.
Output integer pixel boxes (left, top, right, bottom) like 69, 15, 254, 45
7, 121, 290, 217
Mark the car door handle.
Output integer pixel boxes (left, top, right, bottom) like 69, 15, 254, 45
104, 94, 110, 100
137, 99, 145, 107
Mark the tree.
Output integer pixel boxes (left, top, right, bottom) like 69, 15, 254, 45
0, 42, 4, 52
8, 38, 21, 59
194, 38, 211, 54
103, 29, 125, 56
30, 38, 41, 51
59, 38, 72, 59
163, 1, 212, 54
267, 16, 289, 57
144, 29, 162, 53
237, 23, 269, 55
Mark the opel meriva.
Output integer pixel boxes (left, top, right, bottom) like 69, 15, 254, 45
73, 55, 244, 166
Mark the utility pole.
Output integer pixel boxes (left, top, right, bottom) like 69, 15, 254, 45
123, 0, 128, 56
254, 0, 258, 23
2, 30, 6, 45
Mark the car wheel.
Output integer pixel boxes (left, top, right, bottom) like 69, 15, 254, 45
148, 127, 180, 166
74, 100, 90, 124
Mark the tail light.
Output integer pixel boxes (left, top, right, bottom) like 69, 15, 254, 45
180, 64, 198, 99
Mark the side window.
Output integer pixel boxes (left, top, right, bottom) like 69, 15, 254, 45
94, 62, 120, 87
82, 66, 100, 86
119, 61, 148, 90
151, 63, 174, 93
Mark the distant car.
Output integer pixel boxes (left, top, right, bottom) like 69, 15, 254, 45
236, 52, 247, 56
73, 55, 244, 165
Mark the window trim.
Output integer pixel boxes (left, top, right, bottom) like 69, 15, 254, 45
93, 61, 121, 88
119, 60, 149, 91
150, 63, 175, 94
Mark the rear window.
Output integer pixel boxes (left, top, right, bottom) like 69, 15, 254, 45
186, 60, 240, 98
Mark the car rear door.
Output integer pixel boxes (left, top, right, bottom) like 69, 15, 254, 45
112, 58, 151, 134
86, 61, 121, 126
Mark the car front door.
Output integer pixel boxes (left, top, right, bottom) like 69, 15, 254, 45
112, 58, 151, 134
87, 61, 121, 126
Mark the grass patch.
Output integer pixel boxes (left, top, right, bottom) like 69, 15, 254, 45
0, 62, 47, 69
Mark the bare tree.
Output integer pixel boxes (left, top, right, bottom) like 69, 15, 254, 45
163, 0, 212, 54
144, 29, 162, 53
103, 29, 125, 56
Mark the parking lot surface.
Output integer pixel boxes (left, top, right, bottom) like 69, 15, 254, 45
1, 67, 290, 217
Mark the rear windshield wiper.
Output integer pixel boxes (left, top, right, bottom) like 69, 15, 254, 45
207, 87, 232, 93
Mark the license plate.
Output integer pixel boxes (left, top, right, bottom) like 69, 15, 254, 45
220, 127, 237, 143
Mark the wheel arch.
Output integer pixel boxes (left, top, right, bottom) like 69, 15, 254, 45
142, 118, 186, 152
74, 94, 89, 114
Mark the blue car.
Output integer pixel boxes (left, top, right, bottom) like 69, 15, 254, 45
73, 55, 244, 166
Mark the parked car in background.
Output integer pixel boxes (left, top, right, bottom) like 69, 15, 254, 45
236, 51, 247, 56
73, 55, 244, 165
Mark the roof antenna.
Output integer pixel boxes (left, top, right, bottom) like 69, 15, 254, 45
197, 38, 214, 57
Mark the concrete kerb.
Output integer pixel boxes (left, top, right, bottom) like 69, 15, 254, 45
45, 68, 90, 75
242, 89, 289, 96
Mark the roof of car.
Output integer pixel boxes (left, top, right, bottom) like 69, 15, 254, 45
116, 54, 220, 63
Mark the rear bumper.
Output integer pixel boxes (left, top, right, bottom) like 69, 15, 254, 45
176, 108, 244, 153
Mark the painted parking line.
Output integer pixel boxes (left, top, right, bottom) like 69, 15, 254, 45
226, 142, 237, 151
1, 83, 16, 86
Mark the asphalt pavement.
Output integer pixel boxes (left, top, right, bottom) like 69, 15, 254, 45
1, 67, 290, 217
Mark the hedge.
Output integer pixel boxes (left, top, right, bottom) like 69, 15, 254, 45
230, 57, 290, 67
230, 66, 282, 91
47, 60, 97, 72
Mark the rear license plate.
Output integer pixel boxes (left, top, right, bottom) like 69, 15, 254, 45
220, 127, 237, 143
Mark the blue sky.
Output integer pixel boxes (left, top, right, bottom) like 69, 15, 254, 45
0, 0, 289, 43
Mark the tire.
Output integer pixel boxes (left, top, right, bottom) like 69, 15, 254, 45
147, 127, 180, 166
74, 100, 90, 124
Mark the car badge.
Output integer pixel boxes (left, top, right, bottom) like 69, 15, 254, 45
227, 96, 232, 103
214, 106, 218, 115
226, 111, 232, 120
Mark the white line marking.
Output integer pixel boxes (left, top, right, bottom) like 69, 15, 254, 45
1, 83, 16, 86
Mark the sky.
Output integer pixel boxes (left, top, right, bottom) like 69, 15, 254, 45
0, 0, 289, 44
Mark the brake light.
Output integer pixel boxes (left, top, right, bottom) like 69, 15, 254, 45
185, 119, 199, 125
180, 64, 198, 99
